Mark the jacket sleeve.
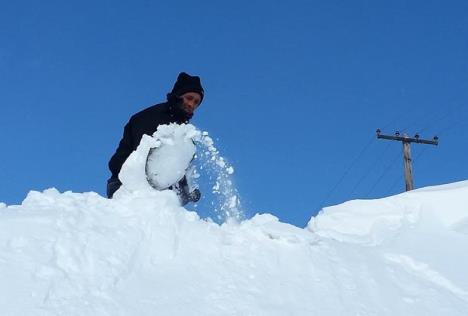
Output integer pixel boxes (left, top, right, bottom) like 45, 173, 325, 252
108, 119, 135, 179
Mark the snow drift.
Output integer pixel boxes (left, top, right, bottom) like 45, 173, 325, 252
1, 124, 468, 315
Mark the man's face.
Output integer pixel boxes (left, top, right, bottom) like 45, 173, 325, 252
180, 92, 202, 115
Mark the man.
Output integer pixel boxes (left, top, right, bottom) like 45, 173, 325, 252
107, 72, 204, 201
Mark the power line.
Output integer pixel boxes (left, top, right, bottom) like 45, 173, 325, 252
419, 103, 466, 135
349, 142, 392, 197
366, 149, 401, 197
318, 135, 375, 209
385, 171, 403, 196
435, 115, 467, 137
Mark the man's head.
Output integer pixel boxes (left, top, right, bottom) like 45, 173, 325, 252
167, 72, 204, 118
179, 91, 202, 115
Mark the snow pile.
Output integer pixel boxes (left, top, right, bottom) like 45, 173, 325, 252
1, 123, 468, 314
2, 184, 468, 315
309, 181, 468, 245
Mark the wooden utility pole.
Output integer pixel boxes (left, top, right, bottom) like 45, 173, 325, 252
376, 129, 438, 191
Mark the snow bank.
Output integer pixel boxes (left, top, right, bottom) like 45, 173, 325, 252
308, 180, 468, 245
1, 181, 468, 315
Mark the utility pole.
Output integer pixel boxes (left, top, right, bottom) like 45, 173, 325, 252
376, 129, 438, 191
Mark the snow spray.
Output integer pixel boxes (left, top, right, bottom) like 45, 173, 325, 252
188, 131, 244, 223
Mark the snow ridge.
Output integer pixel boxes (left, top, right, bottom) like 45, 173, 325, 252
1, 181, 467, 315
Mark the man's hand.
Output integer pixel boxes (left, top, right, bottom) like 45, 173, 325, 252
180, 188, 201, 206
188, 189, 201, 203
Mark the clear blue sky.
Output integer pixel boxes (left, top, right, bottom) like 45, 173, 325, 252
1, 0, 467, 227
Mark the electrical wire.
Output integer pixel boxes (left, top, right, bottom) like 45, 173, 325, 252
419, 103, 466, 136
385, 171, 403, 196
366, 150, 401, 197
317, 134, 375, 209
435, 115, 467, 137
349, 141, 392, 197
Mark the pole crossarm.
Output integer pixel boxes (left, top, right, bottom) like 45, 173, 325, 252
376, 129, 438, 145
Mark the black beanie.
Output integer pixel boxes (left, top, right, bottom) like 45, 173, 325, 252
167, 72, 204, 103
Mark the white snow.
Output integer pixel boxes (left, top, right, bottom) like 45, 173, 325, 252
145, 124, 197, 190
1, 124, 468, 315
308, 183, 468, 244
117, 124, 199, 194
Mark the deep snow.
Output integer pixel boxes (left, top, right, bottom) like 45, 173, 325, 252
1, 124, 468, 315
